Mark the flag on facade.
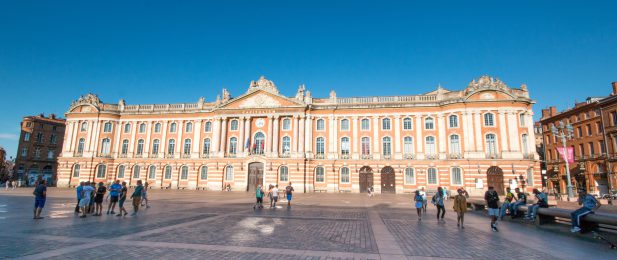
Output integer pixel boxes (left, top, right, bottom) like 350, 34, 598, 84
557, 147, 574, 164
245, 137, 250, 149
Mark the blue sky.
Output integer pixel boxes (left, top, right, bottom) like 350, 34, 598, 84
1, 0, 616, 158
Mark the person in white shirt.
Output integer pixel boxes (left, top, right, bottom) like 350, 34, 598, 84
271, 185, 279, 208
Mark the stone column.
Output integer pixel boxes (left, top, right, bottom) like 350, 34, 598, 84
331, 116, 338, 159
112, 121, 121, 157
128, 121, 137, 156
219, 117, 228, 156
292, 115, 299, 156
239, 117, 245, 154
193, 120, 202, 158
145, 121, 152, 155
91, 120, 101, 154
175, 120, 183, 156
373, 116, 380, 159
305, 115, 313, 157
415, 115, 423, 159
244, 117, 252, 155
507, 111, 520, 152
64, 121, 74, 153
394, 115, 401, 159
498, 111, 509, 153
474, 112, 483, 152
438, 114, 447, 159
211, 117, 220, 155
161, 121, 168, 156
298, 116, 305, 157
266, 116, 273, 156
352, 116, 359, 159
272, 116, 280, 156
462, 112, 470, 153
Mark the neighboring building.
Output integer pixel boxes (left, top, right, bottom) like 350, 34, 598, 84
533, 121, 547, 187
598, 82, 617, 193
541, 82, 617, 196
15, 114, 66, 186
57, 76, 540, 195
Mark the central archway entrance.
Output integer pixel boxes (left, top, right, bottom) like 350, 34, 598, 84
381, 166, 396, 193
247, 162, 264, 192
359, 166, 373, 193
487, 166, 504, 195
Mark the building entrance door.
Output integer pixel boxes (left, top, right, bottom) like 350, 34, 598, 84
247, 162, 264, 192
487, 166, 504, 195
359, 166, 373, 193
381, 166, 396, 193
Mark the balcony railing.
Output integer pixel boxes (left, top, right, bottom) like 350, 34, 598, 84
182, 153, 191, 158
523, 153, 535, 160
485, 153, 502, 159
73, 152, 83, 157
149, 153, 160, 158
165, 153, 175, 158
340, 153, 350, 159
225, 153, 237, 158
448, 153, 463, 159
200, 153, 210, 158
279, 153, 291, 158
361, 154, 373, 159
382, 154, 392, 160
118, 153, 127, 158
315, 153, 325, 159
97, 153, 112, 158
425, 154, 437, 160
404, 154, 414, 159
134, 154, 143, 158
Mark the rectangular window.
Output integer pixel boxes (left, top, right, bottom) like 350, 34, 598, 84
586, 124, 592, 136
451, 168, 462, 185
24, 132, 30, 141
449, 115, 458, 128
340, 119, 350, 131
612, 111, 617, 126
50, 134, 57, 144
36, 133, 43, 143
579, 144, 585, 157
519, 114, 526, 127
600, 141, 606, 155
382, 119, 391, 130
282, 119, 291, 131
577, 127, 582, 138
526, 168, 534, 187
361, 119, 370, 130
596, 122, 602, 134
316, 119, 325, 131
405, 168, 415, 185
403, 118, 412, 130
589, 142, 595, 155
21, 148, 28, 157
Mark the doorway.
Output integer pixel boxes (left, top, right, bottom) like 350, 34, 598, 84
247, 162, 264, 192
381, 166, 396, 193
487, 166, 504, 195
359, 166, 373, 193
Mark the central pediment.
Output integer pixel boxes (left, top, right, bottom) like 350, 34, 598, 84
219, 89, 305, 110
238, 93, 282, 108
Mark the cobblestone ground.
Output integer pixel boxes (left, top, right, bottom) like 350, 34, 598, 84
0, 188, 615, 259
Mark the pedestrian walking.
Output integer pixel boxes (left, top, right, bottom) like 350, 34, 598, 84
367, 186, 373, 197
484, 186, 500, 232
130, 180, 144, 216
431, 187, 446, 222
420, 187, 427, 213
141, 182, 150, 208
271, 185, 279, 208
116, 181, 129, 217
414, 190, 423, 220
285, 182, 294, 208
12, 180, 16, 190
267, 184, 274, 208
75, 182, 84, 214
32, 180, 47, 219
4, 180, 8, 190
94, 182, 106, 216
107, 180, 121, 214
570, 188, 601, 233
254, 185, 264, 210
453, 188, 469, 228
79, 181, 95, 218
88, 182, 96, 214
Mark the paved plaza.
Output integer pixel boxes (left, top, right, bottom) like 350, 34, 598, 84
0, 188, 615, 259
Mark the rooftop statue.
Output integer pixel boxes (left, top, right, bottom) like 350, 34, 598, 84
248, 76, 279, 94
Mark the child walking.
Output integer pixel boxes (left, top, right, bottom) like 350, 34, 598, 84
414, 190, 423, 220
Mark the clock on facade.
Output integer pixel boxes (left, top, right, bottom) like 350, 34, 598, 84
255, 118, 265, 128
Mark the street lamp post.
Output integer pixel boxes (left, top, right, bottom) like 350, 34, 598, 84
551, 121, 575, 201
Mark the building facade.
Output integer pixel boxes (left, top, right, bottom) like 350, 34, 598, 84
15, 114, 66, 186
541, 82, 617, 196
57, 76, 540, 195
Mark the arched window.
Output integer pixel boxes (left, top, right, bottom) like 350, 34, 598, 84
451, 167, 462, 185
403, 136, 414, 156
282, 118, 291, 131
103, 122, 112, 133
449, 135, 461, 155
152, 139, 160, 155
315, 167, 325, 182
117, 165, 125, 178
425, 117, 434, 130
148, 165, 156, 179
202, 138, 211, 155
81, 122, 88, 131
96, 164, 106, 178
382, 137, 392, 156
154, 123, 161, 133
405, 168, 415, 185
340, 167, 350, 183
225, 165, 234, 181
180, 166, 188, 180
121, 139, 129, 155
200, 166, 208, 180
282, 136, 291, 154
340, 119, 350, 131
170, 122, 177, 133
484, 113, 495, 126
100, 138, 111, 154
72, 164, 80, 178
124, 123, 130, 133
229, 137, 238, 155
486, 134, 497, 156
136, 139, 144, 155
316, 137, 325, 156
449, 115, 458, 128
382, 118, 391, 130
133, 165, 141, 179
230, 120, 238, 131
204, 121, 212, 132
183, 139, 192, 155
77, 138, 85, 154
139, 123, 146, 133
167, 139, 175, 155
427, 168, 438, 185
341, 137, 350, 156
316, 119, 325, 131
361, 137, 370, 156
185, 122, 193, 132
279, 166, 289, 182
164, 165, 172, 179
361, 118, 370, 130
253, 132, 265, 155
425, 136, 436, 156
403, 117, 412, 130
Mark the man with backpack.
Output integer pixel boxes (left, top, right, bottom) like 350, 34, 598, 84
570, 188, 601, 233
484, 186, 500, 232
525, 188, 548, 221
285, 182, 294, 208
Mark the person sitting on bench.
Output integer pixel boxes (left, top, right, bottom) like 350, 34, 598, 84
525, 188, 548, 221
570, 188, 601, 233
509, 188, 527, 218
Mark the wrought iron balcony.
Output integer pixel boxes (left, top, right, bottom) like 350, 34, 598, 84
382, 154, 392, 160
200, 153, 210, 158
149, 153, 160, 158
118, 153, 127, 158
404, 154, 414, 159
225, 153, 237, 158
448, 153, 463, 159
315, 153, 325, 159
181, 153, 191, 158
165, 153, 175, 158
485, 153, 502, 159
73, 152, 83, 157
134, 154, 143, 158
279, 153, 291, 158
361, 154, 373, 159
340, 153, 350, 159
425, 154, 438, 160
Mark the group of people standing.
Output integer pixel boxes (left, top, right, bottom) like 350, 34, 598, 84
254, 182, 294, 209
74, 180, 149, 218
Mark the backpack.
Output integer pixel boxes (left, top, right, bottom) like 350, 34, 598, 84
486, 191, 499, 203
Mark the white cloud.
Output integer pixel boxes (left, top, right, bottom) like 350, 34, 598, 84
0, 133, 18, 140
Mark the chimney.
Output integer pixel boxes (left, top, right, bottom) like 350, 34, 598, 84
541, 108, 550, 119
50, 114, 56, 119
612, 82, 617, 96
39, 113, 45, 118
550, 106, 557, 116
